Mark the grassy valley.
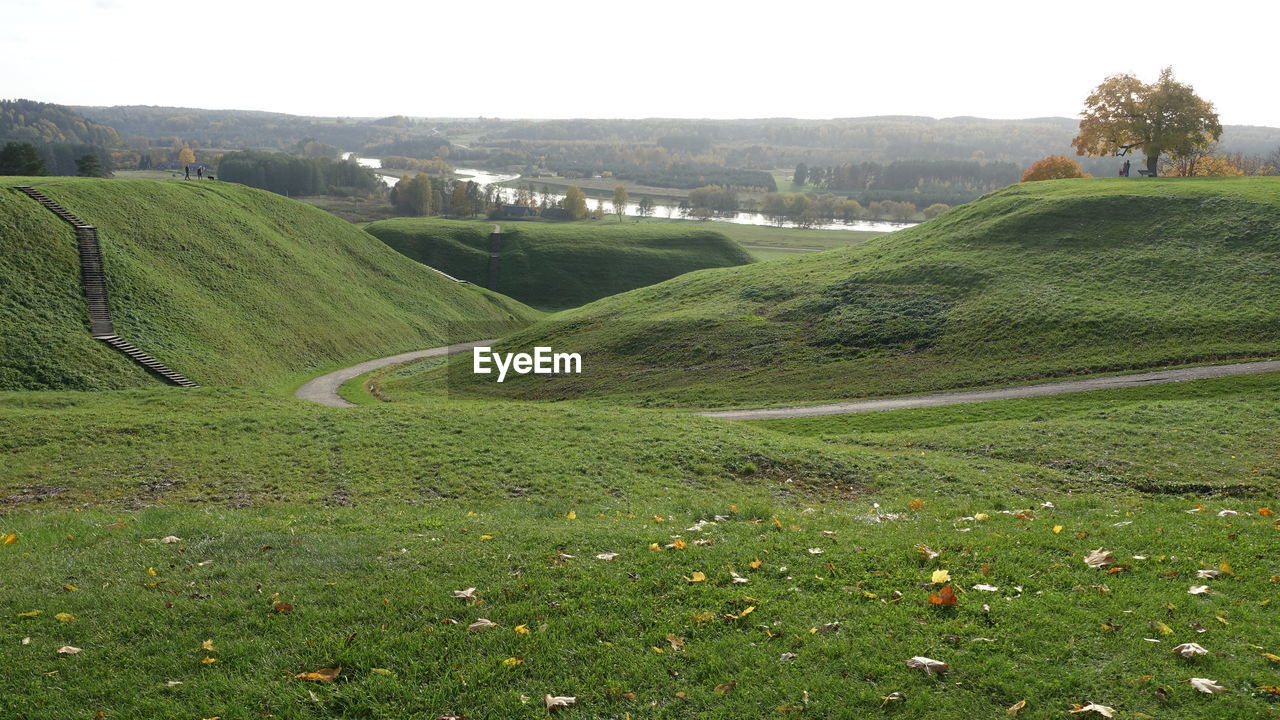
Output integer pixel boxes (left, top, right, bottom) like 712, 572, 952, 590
365, 218, 754, 310
411, 178, 1280, 407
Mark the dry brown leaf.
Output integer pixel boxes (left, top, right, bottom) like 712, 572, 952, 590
1007, 699, 1027, 715
914, 544, 940, 560
1083, 549, 1115, 569
1172, 642, 1208, 658
1188, 585, 1211, 595
271, 601, 294, 613
1069, 703, 1115, 717
928, 586, 959, 606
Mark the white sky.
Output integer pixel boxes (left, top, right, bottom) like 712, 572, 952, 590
3, 0, 1276, 126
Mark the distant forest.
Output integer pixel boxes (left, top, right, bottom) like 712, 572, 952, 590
6, 101, 1278, 209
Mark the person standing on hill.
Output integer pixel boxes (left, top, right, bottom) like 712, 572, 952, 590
1120, 159, 1131, 177
197, 166, 203, 180
184, 164, 190, 180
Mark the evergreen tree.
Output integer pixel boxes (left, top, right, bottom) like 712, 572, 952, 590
0, 142, 45, 175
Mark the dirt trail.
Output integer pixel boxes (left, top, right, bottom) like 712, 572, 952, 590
294, 340, 493, 407
697, 360, 1280, 420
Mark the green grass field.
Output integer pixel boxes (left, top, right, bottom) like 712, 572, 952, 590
365, 217, 755, 310
4, 176, 1280, 718
0, 178, 538, 390
414, 177, 1280, 408
2, 372, 1279, 718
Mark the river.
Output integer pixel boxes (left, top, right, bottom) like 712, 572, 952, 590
345, 154, 909, 233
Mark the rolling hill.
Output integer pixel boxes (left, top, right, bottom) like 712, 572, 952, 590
0, 178, 539, 390
406, 177, 1280, 407
364, 218, 755, 309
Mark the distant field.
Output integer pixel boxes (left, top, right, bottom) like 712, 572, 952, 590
365, 218, 754, 309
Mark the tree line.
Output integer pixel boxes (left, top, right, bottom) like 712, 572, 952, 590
216, 151, 383, 196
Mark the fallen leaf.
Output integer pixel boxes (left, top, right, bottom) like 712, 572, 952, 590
687, 571, 706, 583
905, 656, 948, 674
55, 613, 76, 623
595, 552, 618, 561
452, 588, 477, 601
62, 584, 78, 593
973, 583, 999, 592
1084, 549, 1115, 569
881, 691, 905, 706
478, 534, 494, 541
749, 559, 763, 570
165, 680, 183, 686
271, 601, 294, 613
807, 548, 824, 555
929, 586, 959, 606
501, 657, 523, 668
1188, 585, 1211, 595
908, 498, 924, 511
692, 611, 715, 623
294, 667, 340, 684
1172, 642, 1208, 658
565, 511, 576, 520
147, 567, 157, 577
649, 543, 662, 552
161, 536, 181, 543
200, 639, 215, 651
1259, 507, 1274, 517
779, 652, 797, 661
514, 624, 530, 635
1053, 525, 1064, 534
544, 694, 576, 710
2, 532, 16, 545
57, 646, 82, 655
1149, 621, 1173, 636
468, 618, 497, 631
1194, 569, 1222, 579
371, 668, 395, 676
931, 569, 951, 584
712, 682, 736, 695
1189, 677, 1225, 694
17, 610, 41, 618
21, 637, 30, 645
1069, 702, 1115, 717
1007, 699, 1027, 715
914, 544, 940, 560
667, 633, 685, 651
201, 657, 217, 664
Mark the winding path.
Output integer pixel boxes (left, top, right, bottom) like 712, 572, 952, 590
294, 340, 493, 407
297, 347, 1280, 417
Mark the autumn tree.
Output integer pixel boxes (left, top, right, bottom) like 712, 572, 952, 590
1021, 155, 1091, 182
636, 196, 655, 219
612, 184, 629, 222
922, 203, 951, 219
562, 185, 588, 220
1072, 66, 1221, 177
451, 180, 474, 216
177, 146, 196, 165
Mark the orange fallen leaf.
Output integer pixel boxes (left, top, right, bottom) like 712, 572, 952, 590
928, 586, 959, 606
201, 657, 217, 664
2, 532, 16, 545
294, 667, 340, 684
271, 602, 294, 613
908, 498, 924, 511
749, 559, 763, 570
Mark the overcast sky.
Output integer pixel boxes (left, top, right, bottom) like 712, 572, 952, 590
4, 0, 1276, 126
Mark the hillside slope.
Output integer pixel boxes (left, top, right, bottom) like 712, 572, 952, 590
365, 218, 754, 309
411, 177, 1280, 407
0, 179, 538, 390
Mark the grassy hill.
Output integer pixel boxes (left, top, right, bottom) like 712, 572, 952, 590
0, 178, 539, 390
364, 218, 754, 309
414, 177, 1280, 407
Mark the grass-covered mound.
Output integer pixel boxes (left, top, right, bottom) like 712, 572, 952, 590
422, 178, 1280, 407
0, 179, 539, 390
364, 218, 755, 309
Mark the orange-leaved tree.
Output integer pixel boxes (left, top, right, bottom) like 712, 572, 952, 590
1021, 155, 1091, 182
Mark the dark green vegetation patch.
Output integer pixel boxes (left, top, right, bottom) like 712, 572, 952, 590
365, 218, 754, 310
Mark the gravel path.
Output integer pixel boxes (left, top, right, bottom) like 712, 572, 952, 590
293, 340, 494, 407
698, 360, 1280, 420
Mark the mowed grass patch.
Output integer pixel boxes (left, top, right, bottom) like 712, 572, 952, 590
2, 498, 1279, 719
0, 178, 538, 390
365, 217, 754, 309
420, 177, 1280, 407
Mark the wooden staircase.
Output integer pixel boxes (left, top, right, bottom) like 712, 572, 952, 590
16, 186, 199, 388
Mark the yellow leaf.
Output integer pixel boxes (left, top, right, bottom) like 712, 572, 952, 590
55, 612, 76, 623
909, 498, 924, 511
672, 539, 687, 550
749, 559, 763, 570
479, 534, 494, 541
201, 657, 217, 664
146, 567, 157, 577
371, 668, 395, 676
651, 646, 664, 654
772, 516, 783, 529
653, 515, 665, 523
201, 639, 215, 651
566, 511, 576, 520
931, 569, 951, 584
501, 657, 524, 668
1053, 525, 1064, 534
2, 532, 16, 545
688, 571, 706, 583
974, 513, 989, 521
729, 505, 739, 514
649, 543, 662, 552
739, 605, 756, 617
692, 611, 715, 623
1262, 653, 1280, 663
294, 667, 340, 683
712, 682, 736, 695
63, 584, 78, 592
466, 511, 478, 517
1150, 621, 1173, 636
17, 610, 41, 617
1007, 699, 1027, 715
1218, 561, 1233, 575
514, 624, 530, 636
